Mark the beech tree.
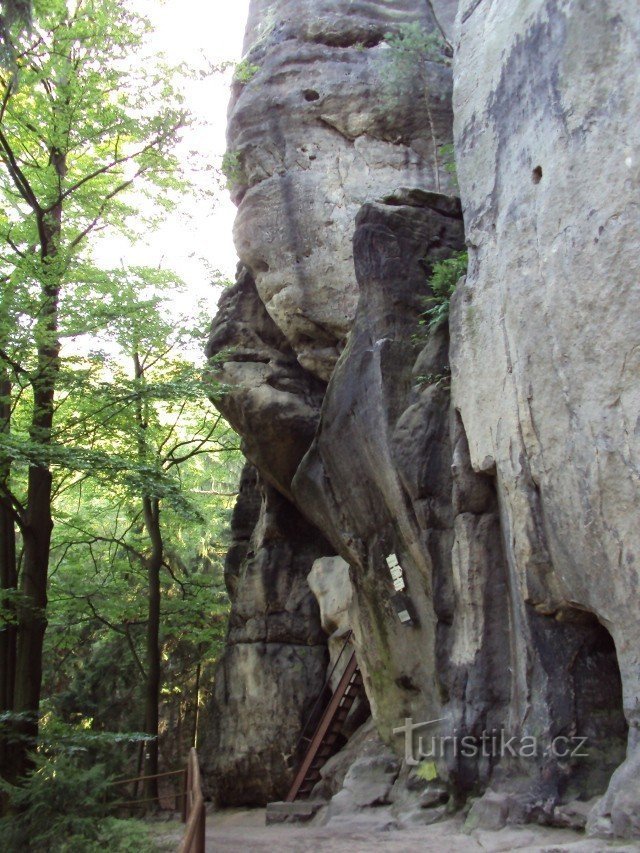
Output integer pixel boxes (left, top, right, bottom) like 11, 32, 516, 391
0, 0, 188, 782
37, 290, 241, 800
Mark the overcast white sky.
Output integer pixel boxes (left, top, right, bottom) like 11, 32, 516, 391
93, 0, 251, 317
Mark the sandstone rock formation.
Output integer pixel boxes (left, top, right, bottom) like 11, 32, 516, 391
451, 0, 640, 836
226, 0, 456, 379
202, 0, 640, 839
199, 465, 331, 804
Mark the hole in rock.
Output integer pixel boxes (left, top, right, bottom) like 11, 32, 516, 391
303, 89, 320, 101
253, 260, 269, 273
532, 165, 543, 184
560, 613, 628, 801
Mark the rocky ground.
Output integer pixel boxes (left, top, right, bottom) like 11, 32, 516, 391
203, 808, 639, 852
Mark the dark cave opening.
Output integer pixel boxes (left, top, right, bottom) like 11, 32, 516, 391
531, 609, 629, 804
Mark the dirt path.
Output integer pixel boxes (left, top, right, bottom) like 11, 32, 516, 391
205, 808, 639, 852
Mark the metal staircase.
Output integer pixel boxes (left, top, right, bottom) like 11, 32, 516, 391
285, 649, 363, 801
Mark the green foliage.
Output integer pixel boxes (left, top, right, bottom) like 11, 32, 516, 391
419, 250, 468, 332
415, 367, 451, 391
0, 0, 240, 789
0, 0, 31, 66
29, 295, 241, 764
416, 760, 439, 782
384, 23, 449, 66
233, 58, 260, 84
439, 143, 458, 180
0, 752, 153, 852
221, 150, 244, 191
383, 23, 450, 192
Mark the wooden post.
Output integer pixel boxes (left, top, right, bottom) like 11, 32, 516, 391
196, 800, 206, 853
182, 767, 188, 823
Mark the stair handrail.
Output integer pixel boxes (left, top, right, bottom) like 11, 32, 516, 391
285, 650, 359, 802
291, 628, 353, 761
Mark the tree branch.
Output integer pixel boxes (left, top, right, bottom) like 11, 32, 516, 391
0, 128, 42, 214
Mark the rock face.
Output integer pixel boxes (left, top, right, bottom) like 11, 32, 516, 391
293, 191, 465, 739
205, 267, 326, 500
451, 0, 640, 836
201, 0, 640, 839
199, 465, 331, 805
227, 0, 456, 379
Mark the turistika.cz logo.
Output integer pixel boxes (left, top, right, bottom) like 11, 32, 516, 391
392, 717, 589, 764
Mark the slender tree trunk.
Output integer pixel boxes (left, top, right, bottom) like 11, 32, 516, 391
142, 495, 162, 803
0, 495, 16, 712
0, 374, 17, 794
423, 87, 441, 193
191, 658, 201, 749
132, 739, 144, 802
12, 200, 62, 781
133, 351, 163, 804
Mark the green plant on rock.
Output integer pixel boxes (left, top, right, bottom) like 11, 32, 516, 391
384, 23, 451, 193
221, 150, 244, 191
415, 366, 451, 391
419, 250, 468, 332
233, 58, 260, 84
438, 143, 458, 188
385, 23, 449, 66
416, 760, 439, 782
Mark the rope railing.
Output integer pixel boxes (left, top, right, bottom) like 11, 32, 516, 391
108, 766, 187, 814
178, 748, 205, 853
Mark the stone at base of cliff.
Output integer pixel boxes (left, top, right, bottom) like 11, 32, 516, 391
586, 751, 640, 840
464, 791, 527, 832
552, 798, 599, 831
265, 801, 325, 825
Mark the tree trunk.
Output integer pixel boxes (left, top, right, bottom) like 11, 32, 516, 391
0, 375, 17, 795
11, 201, 62, 781
134, 351, 163, 804
142, 494, 162, 804
191, 658, 201, 749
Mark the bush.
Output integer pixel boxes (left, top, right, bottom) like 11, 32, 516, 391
419, 250, 468, 332
221, 150, 244, 191
0, 752, 153, 852
233, 58, 260, 83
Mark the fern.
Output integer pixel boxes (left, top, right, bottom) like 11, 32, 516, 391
420, 250, 468, 332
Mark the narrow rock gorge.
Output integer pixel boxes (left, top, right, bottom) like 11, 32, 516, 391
201, 0, 640, 840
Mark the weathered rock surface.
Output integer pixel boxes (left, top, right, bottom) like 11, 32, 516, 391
228, 0, 456, 379
202, 0, 640, 839
307, 556, 352, 639
451, 0, 640, 836
199, 467, 331, 805
307, 556, 355, 689
293, 192, 465, 739
205, 267, 326, 500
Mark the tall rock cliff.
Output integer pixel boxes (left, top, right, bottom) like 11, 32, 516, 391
451, 0, 640, 837
202, 0, 639, 838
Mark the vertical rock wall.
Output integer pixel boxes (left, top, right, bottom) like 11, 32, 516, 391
202, 0, 458, 805
224, 0, 456, 379
451, 0, 640, 836
199, 464, 331, 804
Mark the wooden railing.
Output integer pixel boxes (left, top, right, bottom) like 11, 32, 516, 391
109, 767, 187, 813
178, 748, 205, 853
